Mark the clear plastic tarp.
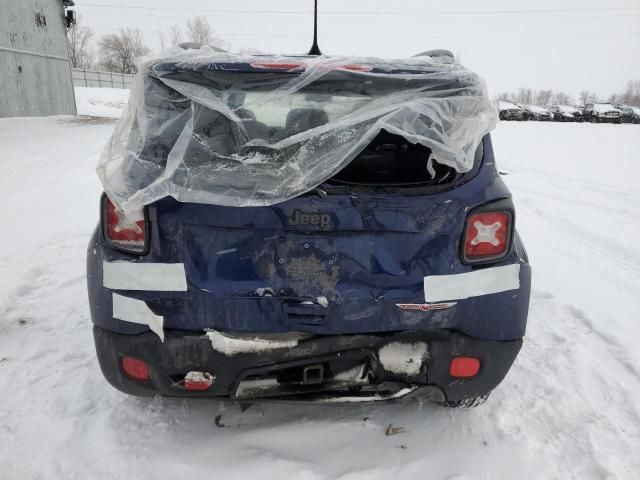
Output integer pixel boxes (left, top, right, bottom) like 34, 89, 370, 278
98, 47, 498, 211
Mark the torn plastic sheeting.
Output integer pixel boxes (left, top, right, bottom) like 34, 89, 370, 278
98, 48, 498, 212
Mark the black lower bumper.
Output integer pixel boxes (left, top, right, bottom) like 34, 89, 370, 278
93, 326, 522, 403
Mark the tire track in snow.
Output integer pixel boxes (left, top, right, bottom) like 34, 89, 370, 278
515, 189, 640, 293
508, 290, 640, 478
4, 111, 640, 479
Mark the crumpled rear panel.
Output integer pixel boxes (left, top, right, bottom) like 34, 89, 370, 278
98, 48, 497, 212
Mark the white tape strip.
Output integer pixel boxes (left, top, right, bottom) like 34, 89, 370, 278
112, 293, 164, 342
103, 261, 187, 291
424, 264, 520, 302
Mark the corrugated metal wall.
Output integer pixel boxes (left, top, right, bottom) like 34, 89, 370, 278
0, 0, 76, 117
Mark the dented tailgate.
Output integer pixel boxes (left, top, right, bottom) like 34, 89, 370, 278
89, 137, 530, 341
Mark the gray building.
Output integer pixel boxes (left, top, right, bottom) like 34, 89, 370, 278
0, 0, 76, 117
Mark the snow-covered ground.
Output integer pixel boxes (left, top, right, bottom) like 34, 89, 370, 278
1, 92, 639, 479
75, 87, 130, 118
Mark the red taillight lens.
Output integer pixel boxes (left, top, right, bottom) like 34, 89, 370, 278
103, 196, 147, 254
463, 212, 510, 261
449, 357, 480, 378
250, 61, 304, 71
121, 356, 150, 381
336, 64, 373, 72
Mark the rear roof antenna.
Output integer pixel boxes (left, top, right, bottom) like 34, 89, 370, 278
307, 0, 322, 55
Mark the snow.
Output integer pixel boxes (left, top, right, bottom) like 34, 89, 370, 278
205, 330, 305, 356
592, 103, 621, 114
525, 105, 551, 114
1, 89, 640, 478
333, 364, 369, 384
316, 295, 329, 308
234, 377, 280, 398
556, 104, 581, 114
378, 342, 429, 376
497, 100, 521, 111
75, 87, 129, 118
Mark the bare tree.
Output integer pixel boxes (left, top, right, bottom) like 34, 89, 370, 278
98, 28, 150, 74
232, 46, 266, 55
169, 25, 184, 46
514, 87, 533, 105
158, 32, 167, 52
186, 16, 226, 47
534, 89, 553, 106
158, 25, 184, 52
620, 79, 640, 106
554, 91, 572, 106
159, 18, 227, 50
67, 14, 94, 69
579, 91, 590, 106
158, 25, 186, 51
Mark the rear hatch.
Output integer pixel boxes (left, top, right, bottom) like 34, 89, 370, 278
149, 137, 497, 335
100, 54, 510, 336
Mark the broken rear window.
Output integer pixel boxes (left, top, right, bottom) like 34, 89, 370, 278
329, 130, 457, 186
98, 49, 497, 211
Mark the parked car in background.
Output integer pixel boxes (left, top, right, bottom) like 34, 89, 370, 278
583, 103, 622, 124
522, 105, 554, 121
550, 105, 583, 122
613, 104, 640, 124
498, 100, 524, 121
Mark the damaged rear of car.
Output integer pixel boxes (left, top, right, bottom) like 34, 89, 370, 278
88, 48, 531, 405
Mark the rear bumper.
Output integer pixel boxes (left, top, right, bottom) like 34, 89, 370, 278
94, 325, 522, 403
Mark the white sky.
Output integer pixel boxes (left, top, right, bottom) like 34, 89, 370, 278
76, 0, 640, 99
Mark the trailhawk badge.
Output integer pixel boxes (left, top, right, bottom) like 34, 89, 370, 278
396, 302, 457, 312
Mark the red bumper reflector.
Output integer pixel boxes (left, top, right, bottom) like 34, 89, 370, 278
449, 357, 480, 378
121, 356, 150, 381
184, 371, 215, 391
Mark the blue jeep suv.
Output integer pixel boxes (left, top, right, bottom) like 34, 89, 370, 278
88, 50, 531, 406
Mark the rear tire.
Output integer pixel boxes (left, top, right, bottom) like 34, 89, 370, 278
440, 393, 490, 408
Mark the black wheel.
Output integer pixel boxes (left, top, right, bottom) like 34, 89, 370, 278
439, 393, 490, 408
